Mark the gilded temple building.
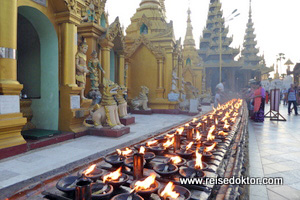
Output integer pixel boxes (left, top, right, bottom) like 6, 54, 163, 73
125, 0, 183, 110
182, 8, 204, 94
199, 0, 241, 94
0, 0, 126, 152
238, 0, 273, 89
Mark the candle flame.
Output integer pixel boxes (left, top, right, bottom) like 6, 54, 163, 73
192, 118, 197, 123
103, 167, 122, 183
132, 174, 156, 192
207, 125, 216, 141
170, 156, 182, 164
147, 140, 158, 147
186, 142, 193, 150
163, 138, 174, 148
204, 142, 217, 152
83, 164, 96, 176
166, 134, 174, 138
218, 131, 228, 136
196, 130, 201, 141
160, 182, 180, 199
195, 150, 203, 170
185, 123, 189, 127
176, 127, 184, 135
196, 122, 202, 128
139, 146, 145, 154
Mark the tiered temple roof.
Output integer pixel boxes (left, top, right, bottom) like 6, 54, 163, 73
240, 0, 263, 69
199, 0, 240, 66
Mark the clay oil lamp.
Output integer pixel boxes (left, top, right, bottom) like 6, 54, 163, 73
153, 162, 178, 178
91, 182, 114, 200
164, 156, 186, 167
189, 118, 199, 127
158, 182, 191, 200
202, 142, 217, 162
130, 174, 160, 199
184, 151, 208, 178
111, 193, 144, 200
139, 146, 155, 163
77, 164, 104, 182
216, 130, 228, 141
222, 120, 231, 132
105, 150, 125, 168
56, 175, 81, 194
176, 141, 194, 159
102, 167, 129, 188
148, 140, 166, 155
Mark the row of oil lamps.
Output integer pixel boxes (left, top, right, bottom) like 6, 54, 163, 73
56, 99, 243, 200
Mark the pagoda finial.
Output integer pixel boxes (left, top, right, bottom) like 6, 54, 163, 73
249, 0, 252, 18
184, 6, 195, 48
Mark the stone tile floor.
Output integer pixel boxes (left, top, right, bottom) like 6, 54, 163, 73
249, 103, 300, 200
0, 106, 212, 191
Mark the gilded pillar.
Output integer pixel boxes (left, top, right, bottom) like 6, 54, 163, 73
0, 0, 27, 150
178, 59, 183, 93
156, 59, 164, 98
0, 0, 22, 94
101, 47, 110, 80
56, 10, 88, 133
61, 23, 77, 87
118, 54, 125, 85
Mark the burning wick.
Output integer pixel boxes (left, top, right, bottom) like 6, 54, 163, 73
131, 174, 156, 192
196, 122, 202, 128
192, 118, 197, 123
176, 127, 184, 135
185, 142, 193, 152
82, 164, 96, 176
207, 126, 216, 141
160, 182, 180, 199
163, 138, 174, 148
195, 150, 203, 170
147, 140, 158, 147
196, 130, 201, 141
204, 142, 217, 152
116, 148, 133, 157
170, 156, 182, 165
103, 167, 123, 183
218, 131, 228, 136
139, 146, 145, 154
166, 134, 174, 138
185, 123, 189, 127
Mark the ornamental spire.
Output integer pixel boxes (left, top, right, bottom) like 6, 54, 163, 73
184, 7, 196, 48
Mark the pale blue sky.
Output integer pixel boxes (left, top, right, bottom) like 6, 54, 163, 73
107, 0, 300, 75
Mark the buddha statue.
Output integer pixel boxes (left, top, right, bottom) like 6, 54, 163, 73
76, 39, 89, 99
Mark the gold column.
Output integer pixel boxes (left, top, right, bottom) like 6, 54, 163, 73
0, 0, 23, 94
0, 0, 26, 149
118, 54, 125, 85
178, 59, 183, 93
101, 46, 112, 80
61, 23, 77, 87
156, 59, 164, 98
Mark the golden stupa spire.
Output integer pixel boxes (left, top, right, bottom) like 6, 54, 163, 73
140, 0, 161, 8
184, 6, 196, 49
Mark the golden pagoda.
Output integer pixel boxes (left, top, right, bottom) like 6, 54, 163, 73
199, 0, 241, 93
182, 8, 204, 94
125, 0, 182, 110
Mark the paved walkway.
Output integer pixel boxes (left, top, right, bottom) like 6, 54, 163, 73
249, 104, 300, 200
0, 107, 212, 191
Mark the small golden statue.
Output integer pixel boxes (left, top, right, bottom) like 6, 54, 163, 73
88, 50, 105, 91
76, 39, 89, 99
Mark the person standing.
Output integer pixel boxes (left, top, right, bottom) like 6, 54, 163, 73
214, 88, 221, 108
287, 84, 298, 115
216, 80, 226, 103
253, 82, 264, 122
